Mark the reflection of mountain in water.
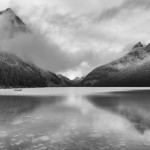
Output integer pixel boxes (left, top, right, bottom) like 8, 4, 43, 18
87, 91, 150, 134
0, 96, 39, 123
0, 96, 64, 123
2, 91, 150, 135
1, 90, 150, 150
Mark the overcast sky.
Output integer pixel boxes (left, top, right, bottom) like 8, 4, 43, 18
0, 0, 150, 79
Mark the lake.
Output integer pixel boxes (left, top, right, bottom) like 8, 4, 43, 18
0, 88, 150, 150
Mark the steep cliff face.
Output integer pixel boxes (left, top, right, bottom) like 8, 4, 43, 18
81, 42, 150, 87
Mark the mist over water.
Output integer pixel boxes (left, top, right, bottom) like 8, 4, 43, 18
0, 89, 150, 150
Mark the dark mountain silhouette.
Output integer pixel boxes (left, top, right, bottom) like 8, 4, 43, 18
81, 42, 150, 87
0, 52, 72, 88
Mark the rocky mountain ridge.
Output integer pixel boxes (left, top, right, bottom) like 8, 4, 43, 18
81, 42, 150, 87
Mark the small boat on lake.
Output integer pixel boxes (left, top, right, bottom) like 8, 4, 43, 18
14, 89, 22, 91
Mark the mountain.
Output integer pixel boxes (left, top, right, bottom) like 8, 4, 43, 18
72, 77, 85, 86
57, 74, 74, 86
0, 51, 72, 88
81, 42, 150, 87
2, 8, 150, 87
0, 8, 28, 38
0, 51, 46, 88
0, 8, 72, 88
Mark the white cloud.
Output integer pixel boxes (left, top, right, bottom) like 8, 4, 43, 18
0, 0, 150, 78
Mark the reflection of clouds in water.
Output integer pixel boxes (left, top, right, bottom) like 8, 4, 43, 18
64, 95, 150, 145
1, 92, 150, 149
117, 102, 150, 133
92, 109, 131, 132
91, 109, 150, 146
88, 92, 150, 136
64, 95, 132, 133
0, 129, 9, 138
64, 94, 94, 114
29, 94, 150, 144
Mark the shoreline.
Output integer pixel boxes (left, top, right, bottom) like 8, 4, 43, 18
0, 87, 149, 97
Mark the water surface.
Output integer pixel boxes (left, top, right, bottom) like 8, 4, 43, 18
0, 88, 150, 150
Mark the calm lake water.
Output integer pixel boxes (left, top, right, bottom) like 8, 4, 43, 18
0, 88, 150, 150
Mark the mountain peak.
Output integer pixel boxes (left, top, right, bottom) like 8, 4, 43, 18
0, 7, 27, 36
5, 8, 14, 12
0, 8, 15, 15
133, 42, 143, 49
6, 8, 12, 11
145, 43, 150, 52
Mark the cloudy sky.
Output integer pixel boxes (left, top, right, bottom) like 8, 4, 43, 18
0, 0, 150, 79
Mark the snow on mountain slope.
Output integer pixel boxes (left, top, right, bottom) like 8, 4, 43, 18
81, 42, 150, 87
